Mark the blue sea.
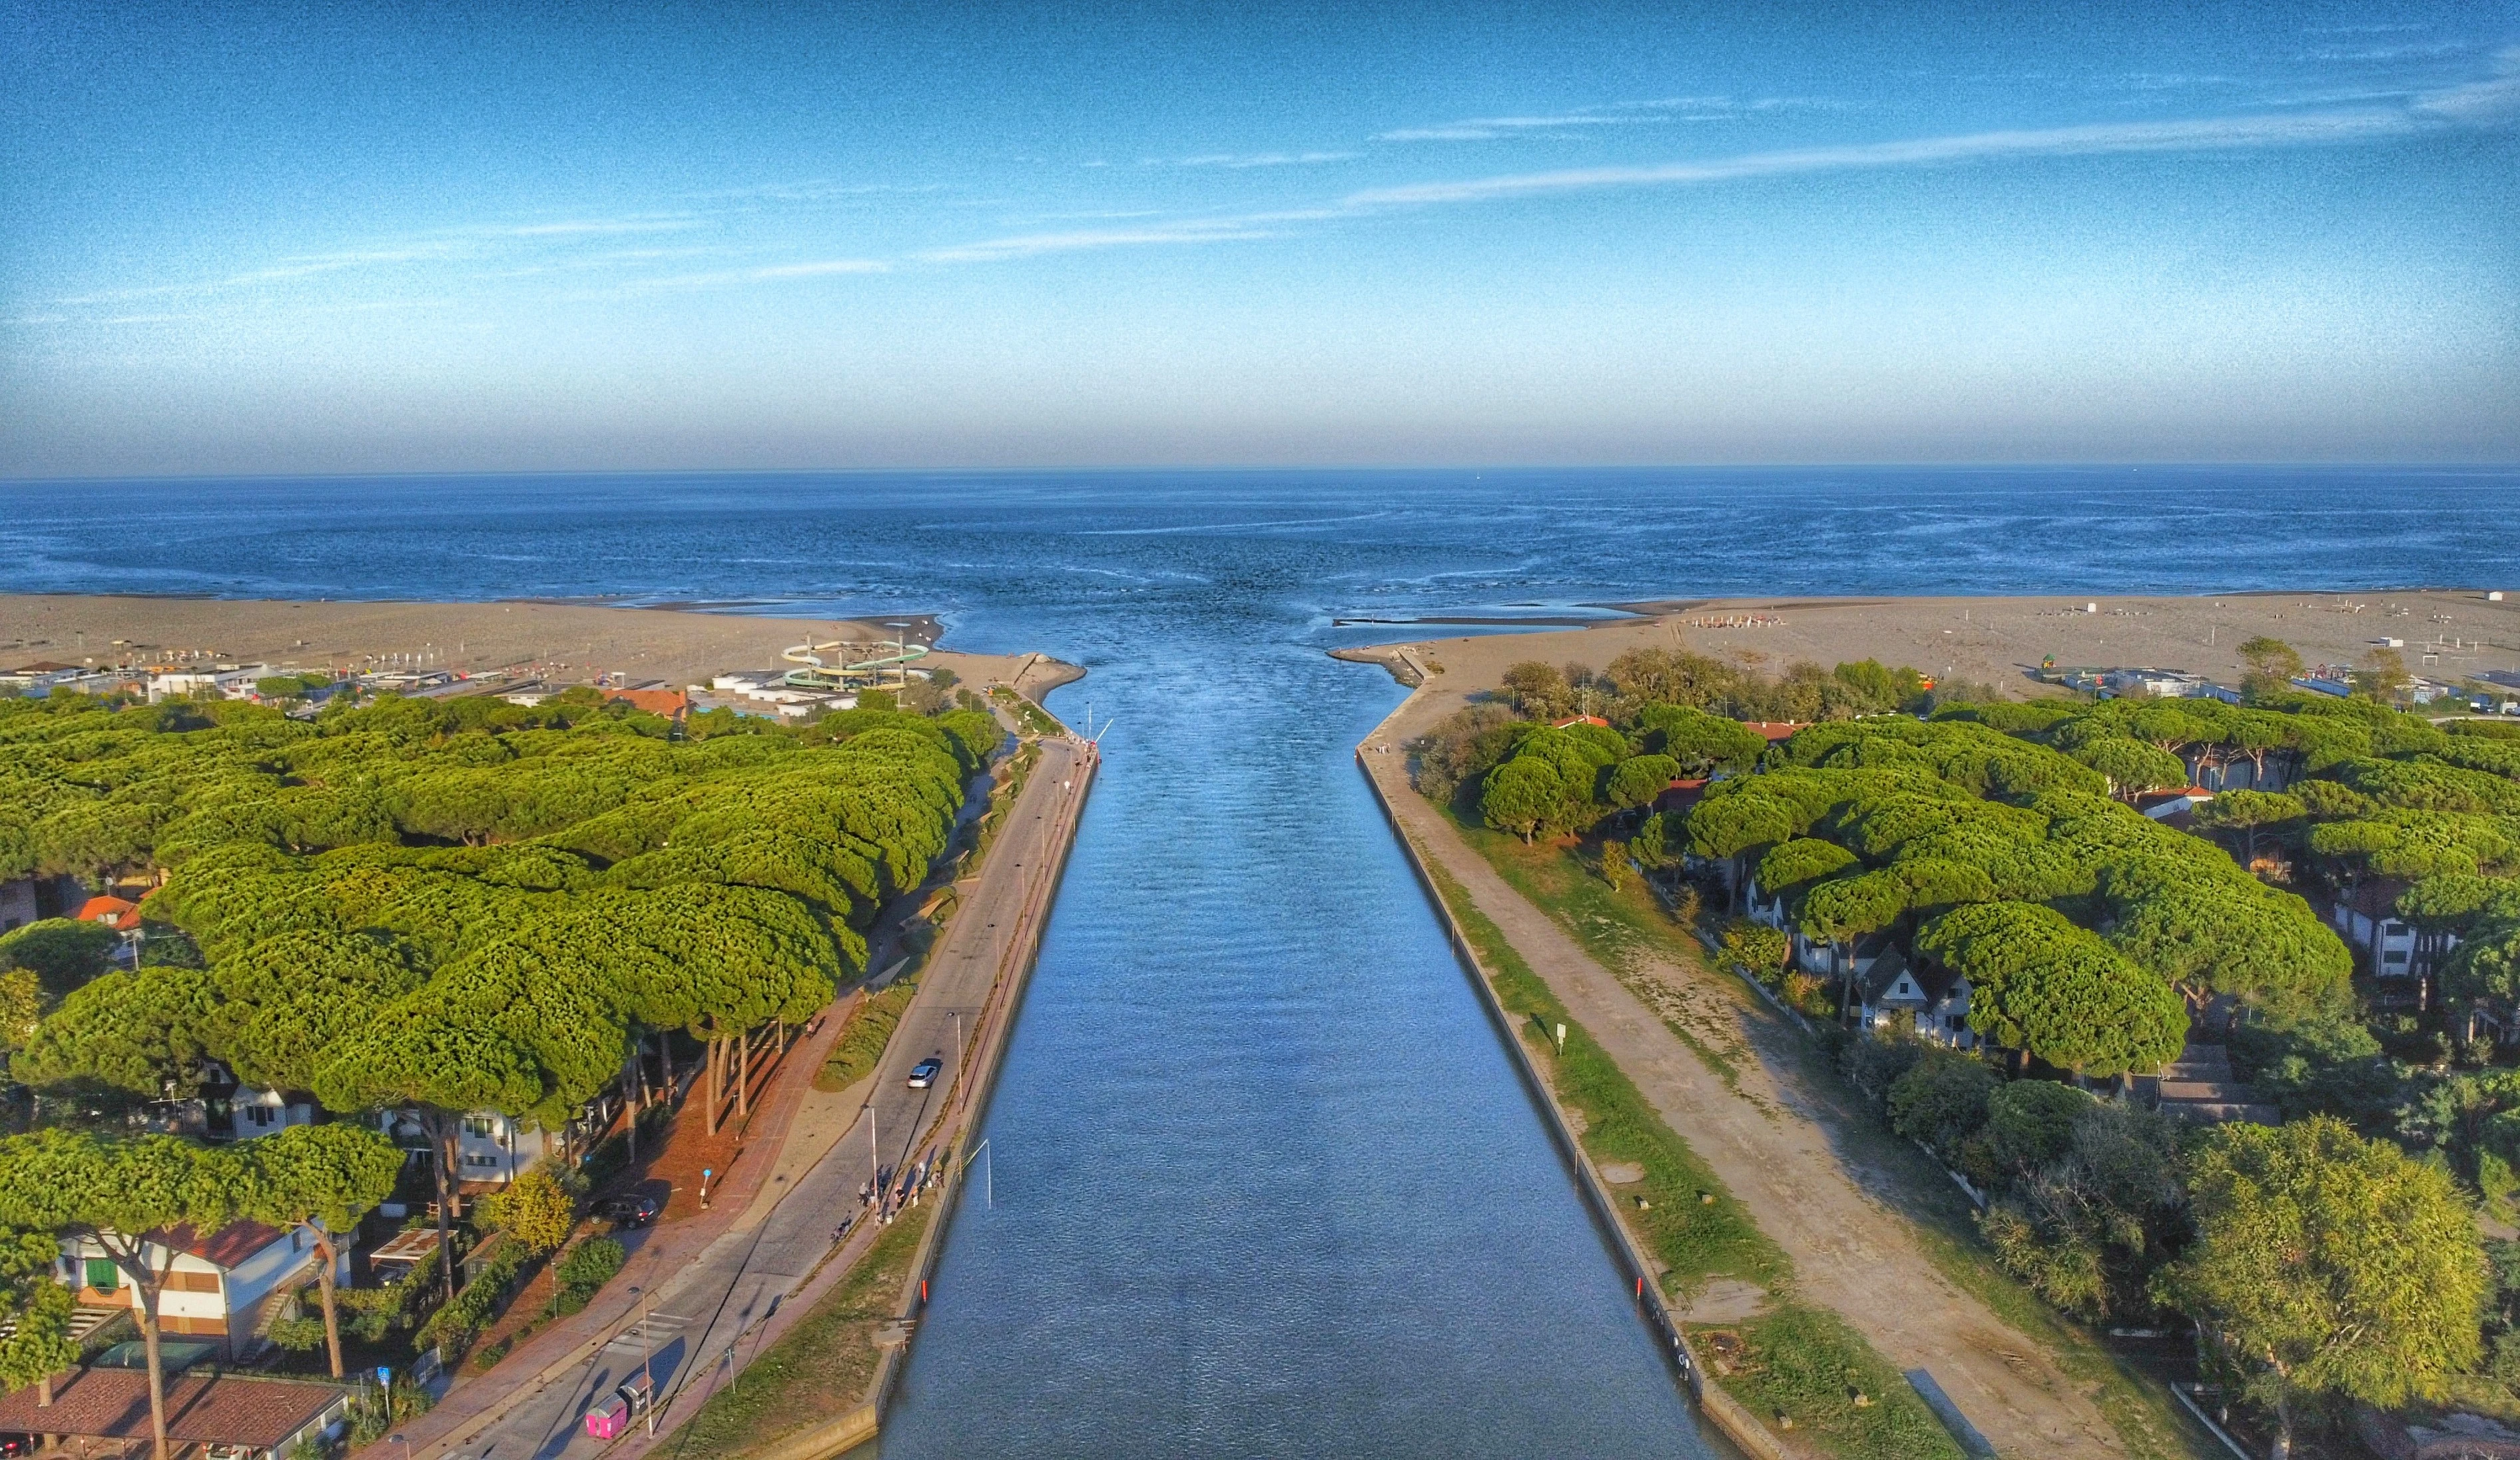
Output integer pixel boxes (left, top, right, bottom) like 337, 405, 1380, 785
4, 466, 2513, 1458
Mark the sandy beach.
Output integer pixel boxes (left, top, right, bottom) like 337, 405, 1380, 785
0, 595, 1080, 699
1341, 588, 2520, 716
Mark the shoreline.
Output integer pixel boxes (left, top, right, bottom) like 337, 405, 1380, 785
1329, 587, 2520, 705
0, 592, 1082, 705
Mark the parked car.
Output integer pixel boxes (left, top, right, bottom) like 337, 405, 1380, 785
907, 1057, 943, 1089
597, 1194, 662, 1228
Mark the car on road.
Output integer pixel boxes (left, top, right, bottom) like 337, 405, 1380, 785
907, 1057, 943, 1088
597, 1194, 662, 1228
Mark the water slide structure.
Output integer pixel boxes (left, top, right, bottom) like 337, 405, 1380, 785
781, 633, 930, 690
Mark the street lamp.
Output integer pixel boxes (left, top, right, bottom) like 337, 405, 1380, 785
631, 1285, 656, 1437
390, 1433, 411, 1460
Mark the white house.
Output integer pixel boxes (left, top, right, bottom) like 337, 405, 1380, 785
228, 1087, 317, 1142
2330, 880, 2458, 984
1854, 952, 1978, 1049
1744, 876, 1897, 980
380, 1108, 553, 1189
147, 667, 270, 703
61, 1220, 344, 1359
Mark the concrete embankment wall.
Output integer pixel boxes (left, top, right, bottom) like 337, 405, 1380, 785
1354, 736, 1796, 1460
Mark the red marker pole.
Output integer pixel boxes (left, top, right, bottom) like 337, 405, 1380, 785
920, 1279, 928, 1304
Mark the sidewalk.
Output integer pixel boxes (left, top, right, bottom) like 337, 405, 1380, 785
395, 997, 860, 1456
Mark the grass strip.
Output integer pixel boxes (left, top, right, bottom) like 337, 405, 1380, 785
1419, 856, 1966, 1458
1452, 815, 1749, 1090
663, 1204, 934, 1459
814, 977, 920, 1092
1694, 1306, 1963, 1460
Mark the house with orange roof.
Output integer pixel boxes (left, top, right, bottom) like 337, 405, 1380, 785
76, 893, 142, 932
59, 1219, 346, 1359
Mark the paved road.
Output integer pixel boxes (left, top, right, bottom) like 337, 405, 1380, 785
435, 735, 1086, 1460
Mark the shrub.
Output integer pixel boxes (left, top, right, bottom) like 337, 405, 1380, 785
1839, 1032, 1925, 1106
550, 1236, 626, 1315
487, 1166, 575, 1255
1981, 1080, 2092, 1180
1887, 1050, 2000, 1163
267, 1315, 328, 1353
1718, 920, 1789, 987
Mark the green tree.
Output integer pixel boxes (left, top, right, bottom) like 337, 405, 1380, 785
1919, 902, 2187, 1078
2355, 648, 2411, 706
0, 918, 119, 998
1626, 703, 1765, 775
0, 968, 42, 1064
2192, 789, 2304, 865
2238, 637, 2304, 703
0, 1224, 81, 1409
238, 1123, 403, 1378
2073, 736, 2189, 802
1480, 757, 1564, 843
1981, 1079, 2092, 1178
487, 1165, 576, 1257
12, 964, 218, 1096
1887, 1050, 1999, 1164
1604, 754, 1682, 813
315, 1013, 545, 1302
2160, 1116, 2485, 1458
0, 1130, 242, 1460
1500, 661, 1572, 718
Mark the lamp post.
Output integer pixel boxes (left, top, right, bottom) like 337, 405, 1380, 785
631, 1285, 656, 1437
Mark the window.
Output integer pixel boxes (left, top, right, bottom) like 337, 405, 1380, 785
247, 1105, 274, 1127
86, 1258, 119, 1291
462, 1116, 495, 1138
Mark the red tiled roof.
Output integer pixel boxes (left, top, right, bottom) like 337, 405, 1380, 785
1654, 777, 1711, 813
151, 1218, 288, 1270
1741, 721, 1805, 741
0, 1367, 347, 1447
77, 895, 141, 930
1552, 714, 1609, 729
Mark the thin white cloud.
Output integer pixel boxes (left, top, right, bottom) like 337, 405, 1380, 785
612, 258, 892, 292
2417, 45, 2520, 121
749, 259, 891, 278
1345, 107, 2429, 208
485, 217, 700, 237
1379, 95, 1831, 141
918, 213, 1333, 263
1165, 151, 1359, 169
1378, 114, 1640, 142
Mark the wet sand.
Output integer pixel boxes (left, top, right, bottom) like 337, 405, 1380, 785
0, 595, 1074, 697
1342, 588, 2520, 713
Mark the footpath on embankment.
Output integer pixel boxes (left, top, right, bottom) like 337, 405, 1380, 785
1354, 682, 2132, 1460
407, 721, 1097, 1460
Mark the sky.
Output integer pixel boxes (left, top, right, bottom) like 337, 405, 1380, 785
3, 0, 2517, 475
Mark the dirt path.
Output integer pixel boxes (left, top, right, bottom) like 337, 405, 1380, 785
1359, 720, 2126, 1460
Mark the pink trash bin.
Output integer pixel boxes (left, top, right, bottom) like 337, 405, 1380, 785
585, 1395, 629, 1439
